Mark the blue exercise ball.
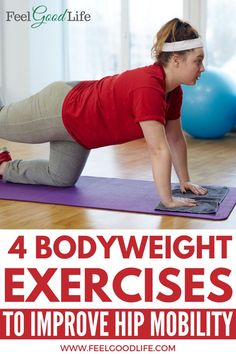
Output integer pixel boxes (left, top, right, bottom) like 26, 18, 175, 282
182, 67, 236, 138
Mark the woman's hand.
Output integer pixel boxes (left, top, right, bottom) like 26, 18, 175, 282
162, 182, 207, 208
180, 181, 208, 195
163, 197, 198, 208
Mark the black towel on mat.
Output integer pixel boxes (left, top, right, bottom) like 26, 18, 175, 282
155, 186, 229, 214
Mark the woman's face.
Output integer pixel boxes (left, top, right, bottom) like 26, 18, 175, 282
178, 48, 205, 85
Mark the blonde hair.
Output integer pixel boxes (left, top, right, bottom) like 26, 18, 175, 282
151, 18, 199, 66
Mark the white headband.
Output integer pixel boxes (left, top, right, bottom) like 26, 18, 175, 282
162, 38, 204, 52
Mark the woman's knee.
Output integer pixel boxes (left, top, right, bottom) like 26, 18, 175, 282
50, 171, 78, 187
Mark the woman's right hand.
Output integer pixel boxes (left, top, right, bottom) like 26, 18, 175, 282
163, 197, 197, 208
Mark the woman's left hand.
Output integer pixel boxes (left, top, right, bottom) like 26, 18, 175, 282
180, 181, 208, 195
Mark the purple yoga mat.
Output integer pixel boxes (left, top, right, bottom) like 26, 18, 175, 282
0, 176, 235, 220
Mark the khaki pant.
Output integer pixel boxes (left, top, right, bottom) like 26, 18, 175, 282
0, 82, 90, 186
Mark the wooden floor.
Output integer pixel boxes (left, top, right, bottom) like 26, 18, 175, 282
1, 133, 236, 229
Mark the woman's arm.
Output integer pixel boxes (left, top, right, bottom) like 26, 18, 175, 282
140, 120, 198, 207
165, 119, 207, 195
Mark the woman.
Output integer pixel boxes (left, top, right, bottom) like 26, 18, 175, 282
0, 18, 207, 208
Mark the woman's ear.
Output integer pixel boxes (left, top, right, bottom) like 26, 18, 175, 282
171, 54, 182, 67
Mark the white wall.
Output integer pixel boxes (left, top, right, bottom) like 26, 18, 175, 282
0, 0, 206, 103
0, 0, 3, 99
29, 0, 64, 94
0, 0, 64, 103
1, 0, 31, 102
183, 0, 206, 39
